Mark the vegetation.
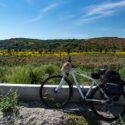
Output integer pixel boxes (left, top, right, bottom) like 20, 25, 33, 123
0, 64, 61, 84
0, 62, 125, 85
0, 37, 125, 53
1, 37, 125, 85
64, 111, 99, 125
119, 116, 125, 125
0, 89, 18, 112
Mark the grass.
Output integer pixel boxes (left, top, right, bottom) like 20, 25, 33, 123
119, 116, 125, 125
1, 64, 61, 84
0, 63, 125, 85
1, 54, 125, 66
0, 54, 125, 84
64, 111, 99, 125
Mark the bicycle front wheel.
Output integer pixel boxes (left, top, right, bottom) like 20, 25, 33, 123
90, 84, 125, 121
40, 75, 73, 108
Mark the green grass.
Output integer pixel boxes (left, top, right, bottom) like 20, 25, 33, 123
64, 111, 99, 125
0, 64, 125, 84
3, 64, 61, 84
119, 116, 125, 125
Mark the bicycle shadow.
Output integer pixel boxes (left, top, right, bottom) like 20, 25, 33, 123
62, 103, 100, 125
19, 101, 100, 125
18, 101, 125, 125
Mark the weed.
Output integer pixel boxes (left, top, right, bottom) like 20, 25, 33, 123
0, 89, 18, 112
119, 116, 125, 125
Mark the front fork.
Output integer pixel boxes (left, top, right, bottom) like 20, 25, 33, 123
54, 74, 67, 92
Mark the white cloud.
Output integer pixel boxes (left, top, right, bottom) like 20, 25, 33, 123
27, 3, 59, 22
41, 3, 58, 13
77, 1, 125, 24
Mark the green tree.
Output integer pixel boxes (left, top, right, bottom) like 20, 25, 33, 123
7, 46, 11, 55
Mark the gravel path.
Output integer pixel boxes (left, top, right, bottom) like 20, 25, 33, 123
0, 101, 124, 125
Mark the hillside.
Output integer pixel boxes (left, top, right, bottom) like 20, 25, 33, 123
0, 37, 125, 52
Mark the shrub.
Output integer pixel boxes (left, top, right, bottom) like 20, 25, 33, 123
6, 64, 61, 84
0, 89, 18, 112
29, 66, 45, 84
43, 64, 61, 76
6, 65, 31, 84
119, 67, 125, 80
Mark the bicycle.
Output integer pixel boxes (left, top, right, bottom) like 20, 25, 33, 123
40, 56, 125, 121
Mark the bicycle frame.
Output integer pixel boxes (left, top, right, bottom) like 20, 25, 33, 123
55, 68, 109, 103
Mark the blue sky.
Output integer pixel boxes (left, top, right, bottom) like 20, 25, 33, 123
0, 0, 125, 40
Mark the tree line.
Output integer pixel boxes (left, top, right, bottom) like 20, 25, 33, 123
0, 37, 125, 53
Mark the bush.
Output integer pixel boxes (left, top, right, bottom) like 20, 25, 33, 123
42, 64, 61, 76
29, 66, 46, 84
119, 67, 125, 80
0, 89, 18, 112
5, 64, 61, 84
6, 65, 32, 84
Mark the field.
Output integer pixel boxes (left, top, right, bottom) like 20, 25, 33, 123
0, 53, 125, 84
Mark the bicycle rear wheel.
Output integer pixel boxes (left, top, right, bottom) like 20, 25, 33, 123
40, 75, 73, 108
90, 84, 125, 121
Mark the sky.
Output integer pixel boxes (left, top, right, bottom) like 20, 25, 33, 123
0, 0, 125, 40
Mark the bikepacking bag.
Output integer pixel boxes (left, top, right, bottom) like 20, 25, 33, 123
104, 83, 124, 95
103, 70, 121, 84
103, 70, 124, 95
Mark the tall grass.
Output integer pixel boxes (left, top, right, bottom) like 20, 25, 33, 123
6, 65, 32, 84
5, 64, 61, 84
0, 66, 9, 83
0, 64, 125, 84
119, 67, 125, 80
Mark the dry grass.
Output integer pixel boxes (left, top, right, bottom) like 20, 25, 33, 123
0, 54, 125, 67
64, 111, 99, 125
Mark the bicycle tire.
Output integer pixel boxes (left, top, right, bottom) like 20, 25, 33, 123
40, 75, 73, 108
89, 84, 125, 121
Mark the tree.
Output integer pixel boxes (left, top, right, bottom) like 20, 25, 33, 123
7, 46, 11, 54
38, 49, 43, 55
66, 48, 70, 55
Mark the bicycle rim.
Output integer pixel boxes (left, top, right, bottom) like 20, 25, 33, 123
90, 85, 125, 121
40, 75, 73, 108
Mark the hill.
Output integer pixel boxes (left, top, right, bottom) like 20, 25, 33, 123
0, 37, 125, 52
